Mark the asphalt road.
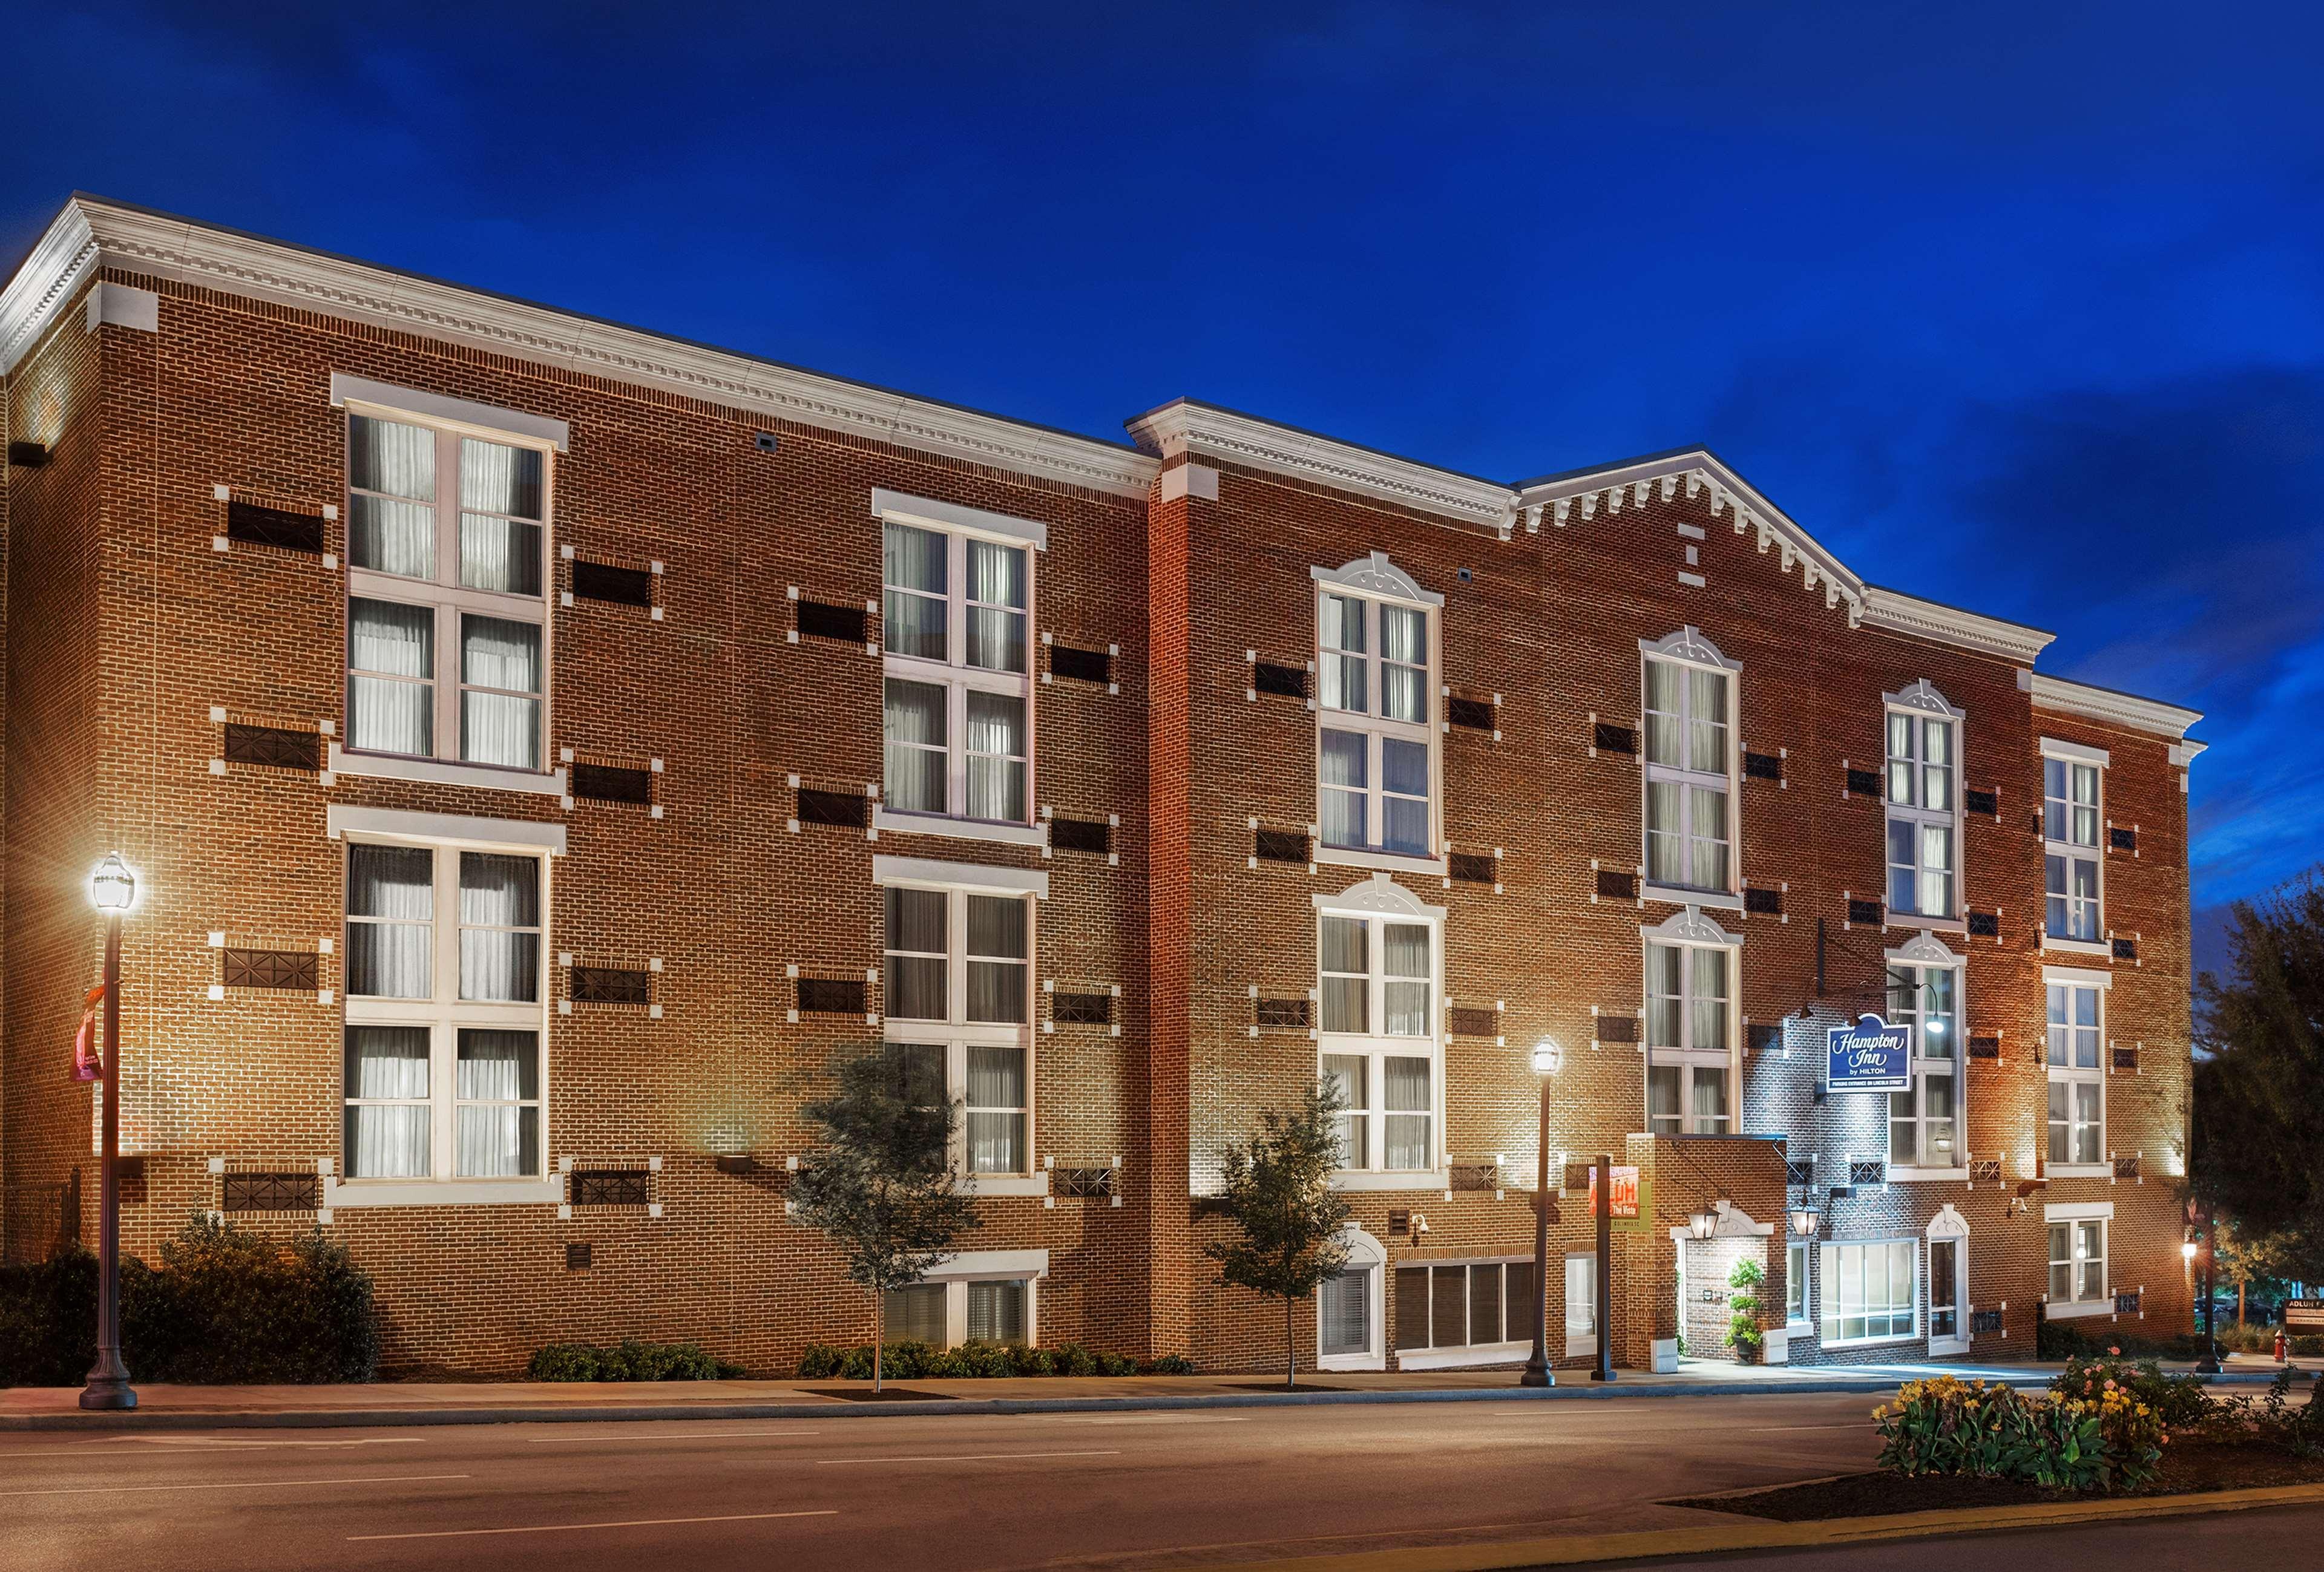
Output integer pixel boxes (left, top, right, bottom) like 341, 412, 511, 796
1600, 1504, 2324, 1570
0, 1391, 2291, 1571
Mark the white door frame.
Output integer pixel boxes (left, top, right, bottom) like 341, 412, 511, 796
1927, 1205, 1970, 1355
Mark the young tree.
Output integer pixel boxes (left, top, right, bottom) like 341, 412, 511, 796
2194, 873, 2324, 1285
1204, 1078, 1354, 1390
789, 1047, 980, 1392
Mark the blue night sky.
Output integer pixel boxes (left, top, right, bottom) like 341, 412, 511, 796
8, 2, 2320, 969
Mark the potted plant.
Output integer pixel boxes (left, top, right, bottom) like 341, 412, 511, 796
1726, 1257, 1766, 1364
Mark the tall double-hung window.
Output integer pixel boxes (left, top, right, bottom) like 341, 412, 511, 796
1313, 555, 1442, 865
1643, 910, 1738, 1135
1884, 684, 1962, 920
879, 493, 1042, 835
343, 834, 548, 1182
2042, 742, 2106, 946
1885, 939, 1963, 1169
2044, 971, 2107, 1168
1641, 630, 1737, 896
881, 868, 1037, 1179
345, 406, 554, 775
1317, 879, 1443, 1175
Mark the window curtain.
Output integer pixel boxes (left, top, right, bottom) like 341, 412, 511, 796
884, 1282, 948, 1346
1320, 594, 1367, 712
349, 416, 436, 578
1687, 668, 1727, 772
1380, 739, 1428, 855
884, 680, 948, 813
455, 1029, 540, 1177
1322, 1054, 1367, 1167
885, 1043, 944, 1107
965, 692, 1026, 821
1690, 1065, 1728, 1130
1318, 916, 1368, 1033
343, 1025, 429, 1178
1922, 721, 1952, 807
1645, 945, 1681, 1048
1688, 946, 1727, 1050
965, 1046, 1026, 1173
1381, 923, 1430, 1036
1644, 781, 1682, 885
967, 1279, 1026, 1344
459, 516, 542, 597
1886, 713, 1915, 802
884, 888, 947, 1020
882, 524, 948, 661
1319, 730, 1367, 848
349, 600, 434, 756
965, 540, 1026, 673
1918, 823, 1952, 915
1643, 659, 1682, 765
1687, 785, 1729, 889
965, 895, 1026, 1024
460, 615, 542, 770
1383, 1055, 1430, 1169
459, 437, 541, 519
1647, 1064, 1681, 1132
1380, 606, 1425, 722
458, 853, 539, 1003
346, 844, 433, 997
1320, 1267, 1370, 1354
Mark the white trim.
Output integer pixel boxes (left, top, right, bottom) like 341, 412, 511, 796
1315, 845, 1448, 876
871, 855, 1049, 900
326, 804, 567, 854
1883, 679, 1965, 719
1639, 625, 1740, 671
0, 198, 1150, 494
331, 373, 568, 452
2032, 676, 2201, 741
1927, 1204, 1971, 1239
917, 1248, 1050, 1281
2044, 1200, 2116, 1221
85, 281, 158, 333
1640, 906, 1745, 948
1128, 401, 1513, 529
1157, 463, 1219, 503
872, 488, 1050, 551
958, 1174, 1049, 1197
2044, 1297, 2116, 1321
322, 1176, 562, 1208
1313, 872, 1448, 922
1889, 1167, 1972, 1182
2041, 935, 2113, 959
1861, 586, 2056, 664
1328, 1170, 1448, 1192
327, 744, 565, 798
2041, 964, 2115, 989
872, 807, 1046, 848
1316, 1225, 1388, 1372
2046, 1162, 2114, 1181
1310, 551, 1446, 608
1396, 1340, 1528, 1371
2038, 736, 2113, 767
1643, 883, 1743, 912
1886, 932, 1966, 968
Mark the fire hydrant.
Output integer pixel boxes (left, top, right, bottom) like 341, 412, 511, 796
2277, 1326, 2290, 1364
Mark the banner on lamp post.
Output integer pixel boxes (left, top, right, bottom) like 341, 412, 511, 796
1827, 1014, 1911, 1093
71, 984, 105, 1083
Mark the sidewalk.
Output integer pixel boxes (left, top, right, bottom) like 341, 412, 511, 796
1, 1355, 2285, 1431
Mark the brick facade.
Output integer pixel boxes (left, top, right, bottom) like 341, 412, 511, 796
1, 197, 2202, 1375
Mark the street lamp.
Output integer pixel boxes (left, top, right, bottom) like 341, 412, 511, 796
1521, 1040, 1563, 1389
2190, 1220, 2222, 1375
81, 853, 137, 1411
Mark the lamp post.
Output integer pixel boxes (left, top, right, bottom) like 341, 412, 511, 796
1520, 1039, 1562, 1389
80, 853, 137, 1411
2191, 1220, 2222, 1375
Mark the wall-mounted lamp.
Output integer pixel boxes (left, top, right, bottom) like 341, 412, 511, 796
1687, 1207, 1717, 1241
1790, 1207, 1820, 1239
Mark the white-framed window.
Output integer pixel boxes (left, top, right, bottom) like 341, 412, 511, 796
1317, 1225, 1387, 1371
2045, 973, 2106, 1167
882, 882, 1033, 1177
1395, 1259, 1530, 1356
342, 837, 547, 1181
1643, 910, 1740, 1136
2042, 743, 2106, 945
881, 1272, 1037, 1348
1819, 1239, 1917, 1344
1564, 1253, 1598, 1357
2049, 1219, 2107, 1307
1884, 684, 1962, 920
1885, 940, 1963, 1168
345, 409, 553, 775
1786, 1240, 1810, 1327
1312, 555, 1442, 864
880, 497, 1037, 829
1317, 880, 1443, 1176
1641, 630, 1738, 896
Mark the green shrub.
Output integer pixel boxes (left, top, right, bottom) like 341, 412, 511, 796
1, 1217, 380, 1386
1725, 1259, 1764, 1354
526, 1338, 739, 1381
2210, 1369, 2324, 1456
790, 1339, 1158, 1379
2053, 1355, 2211, 1432
1875, 1374, 2165, 1493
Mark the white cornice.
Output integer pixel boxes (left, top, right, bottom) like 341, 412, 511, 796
2029, 673, 2203, 742
1126, 401, 1515, 530
1861, 586, 2055, 664
1, 196, 1155, 499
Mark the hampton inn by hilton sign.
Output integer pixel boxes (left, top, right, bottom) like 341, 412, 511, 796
1827, 1014, 1912, 1095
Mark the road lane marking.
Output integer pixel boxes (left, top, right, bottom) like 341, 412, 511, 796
1, 1437, 430, 1456
349, 1508, 838, 1541
525, 1429, 820, 1443
0, 1473, 471, 1498
812, 1449, 1122, 1465
1745, 1423, 1874, 1432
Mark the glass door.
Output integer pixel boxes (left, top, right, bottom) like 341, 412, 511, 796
1928, 1236, 1968, 1355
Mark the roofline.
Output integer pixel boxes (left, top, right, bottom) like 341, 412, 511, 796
0, 193, 1157, 497
2029, 671, 2205, 742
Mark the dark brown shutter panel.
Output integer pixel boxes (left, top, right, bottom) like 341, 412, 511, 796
1448, 1007, 1498, 1037
796, 599, 867, 643
571, 560, 654, 607
1594, 722, 1638, 755
1596, 869, 1638, 899
570, 1170, 651, 1207
1049, 645, 1111, 684
226, 501, 324, 554
1252, 662, 1310, 698
223, 723, 321, 771
1845, 768, 1882, 796
572, 966, 651, 1005
1595, 1014, 1638, 1043
1049, 817, 1111, 854
798, 788, 869, 828
1255, 998, 1311, 1029
798, 978, 867, 1015
1446, 697, 1495, 730
1744, 886, 1781, 914
1448, 853, 1497, 884
572, 763, 654, 804
1254, 828, 1310, 863
222, 949, 319, 990
1052, 992, 1114, 1024
1743, 752, 1782, 781
1847, 898, 1884, 925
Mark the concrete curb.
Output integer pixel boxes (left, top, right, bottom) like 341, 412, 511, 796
0, 1367, 2278, 1432
1241, 1481, 2324, 1570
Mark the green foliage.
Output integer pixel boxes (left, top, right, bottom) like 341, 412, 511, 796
0, 1217, 380, 1386
1146, 1353, 1196, 1375
1875, 1374, 2165, 1494
2209, 1369, 2324, 1457
1204, 1078, 1355, 1387
2037, 1318, 2211, 1362
528, 1339, 741, 1381
791, 1340, 1150, 1380
2053, 1355, 2212, 1432
2193, 876, 2324, 1273
1725, 1257, 1765, 1353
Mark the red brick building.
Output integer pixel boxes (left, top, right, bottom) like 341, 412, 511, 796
0, 195, 2204, 1375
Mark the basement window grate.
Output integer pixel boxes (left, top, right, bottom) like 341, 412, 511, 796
1254, 828, 1310, 864
1052, 992, 1114, 1025
1049, 817, 1111, 854
2113, 1154, 2141, 1179
1744, 886, 1782, 915
225, 501, 325, 555
1845, 768, 1882, 796
2113, 1046, 2139, 1072
1060, 1167, 1117, 1198
1743, 752, 1782, 781
1971, 1308, 2004, 1334
1049, 645, 1112, 684
570, 1170, 651, 1208
572, 967, 651, 1006
1969, 1159, 2002, 1182
1847, 898, 1884, 926
1784, 1159, 1816, 1187
798, 788, 869, 828
222, 949, 318, 991
1446, 697, 1495, 730
1747, 1022, 1782, 1053
1596, 869, 1639, 899
1593, 722, 1637, 755
1252, 661, 1310, 698
1594, 1014, 1638, 1043
572, 763, 654, 805
796, 599, 867, 643
2109, 826, 2138, 852
1965, 788, 1998, 816
1447, 1007, 1499, 1037
2111, 937, 2138, 960
223, 722, 321, 771
1966, 910, 2000, 937
1255, 998, 1311, 1029
220, 1172, 320, 1213
1448, 853, 1496, 884
1968, 1035, 2001, 1059
798, 978, 867, 1015
571, 560, 654, 608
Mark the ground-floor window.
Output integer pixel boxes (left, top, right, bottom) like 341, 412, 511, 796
1394, 1260, 1533, 1354
2049, 1220, 2107, 1306
1786, 1240, 1810, 1326
1321, 1266, 1373, 1357
879, 1276, 1033, 1348
1564, 1253, 1597, 1356
1819, 1239, 1916, 1344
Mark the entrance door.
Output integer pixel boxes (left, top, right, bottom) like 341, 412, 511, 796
1564, 1253, 1598, 1358
1928, 1237, 1968, 1355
